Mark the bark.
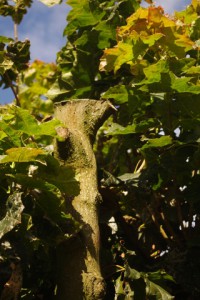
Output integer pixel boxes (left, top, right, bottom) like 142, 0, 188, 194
54, 99, 115, 300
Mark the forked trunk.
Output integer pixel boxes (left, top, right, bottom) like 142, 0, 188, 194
54, 99, 114, 300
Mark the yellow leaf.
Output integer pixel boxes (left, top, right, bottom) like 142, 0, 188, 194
175, 34, 195, 51
0, 148, 46, 164
126, 7, 148, 25
148, 6, 164, 24
192, 0, 200, 10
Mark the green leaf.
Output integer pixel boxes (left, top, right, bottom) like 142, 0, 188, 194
65, 0, 105, 36
0, 57, 14, 74
46, 80, 71, 101
115, 275, 126, 298
21, 213, 33, 231
106, 123, 136, 135
0, 0, 32, 24
125, 265, 141, 280
39, 163, 80, 196
184, 65, 200, 75
38, 0, 62, 6
0, 147, 46, 163
114, 42, 134, 73
0, 120, 22, 148
0, 36, 13, 43
94, 20, 116, 49
12, 106, 39, 132
0, 192, 24, 239
10, 172, 78, 219
38, 119, 63, 136
140, 32, 164, 46
0, 131, 7, 140
103, 170, 121, 187
118, 172, 140, 184
145, 278, 174, 300
8, 174, 64, 220
142, 136, 173, 149
148, 270, 175, 284
171, 76, 200, 94
136, 118, 158, 132
12, 106, 61, 136
7, 40, 30, 71
10, 173, 59, 194
8, 153, 80, 196
102, 85, 131, 104
142, 60, 169, 84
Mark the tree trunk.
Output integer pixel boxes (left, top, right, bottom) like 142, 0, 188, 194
54, 99, 115, 300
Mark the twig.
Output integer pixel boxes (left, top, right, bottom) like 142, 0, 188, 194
4, 73, 20, 106
14, 22, 18, 42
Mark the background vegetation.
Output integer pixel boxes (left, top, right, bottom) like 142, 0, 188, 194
0, 0, 200, 299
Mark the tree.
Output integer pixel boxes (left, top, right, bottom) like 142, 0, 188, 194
0, 0, 200, 299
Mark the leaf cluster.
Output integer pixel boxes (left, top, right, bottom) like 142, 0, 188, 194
0, 0, 33, 24
19, 60, 58, 116
94, 2, 200, 298
0, 105, 79, 297
0, 37, 30, 90
47, 0, 141, 101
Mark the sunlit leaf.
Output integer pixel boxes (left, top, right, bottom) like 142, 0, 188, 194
115, 275, 125, 298
38, 0, 62, 6
0, 36, 13, 43
143, 60, 169, 84
0, 120, 22, 147
145, 278, 174, 299
140, 32, 164, 46
12, 106, 61, 136
175, 34, 195, 51
21, 213, 33, 231
142, 136, 173, 149
65, 0, 105, 36
99, 47, 120, 72
171, 77, 200, 94
148, 6, 164, 24
0, 131, 7, 140
105, 42, 134, 73
184, 66, 200, 75
125, 7, 148, 25
118, 172, 140, 184
102, 85, 131, 104
0, 147, 46, 163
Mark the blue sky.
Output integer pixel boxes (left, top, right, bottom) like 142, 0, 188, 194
0, 0, 192, 104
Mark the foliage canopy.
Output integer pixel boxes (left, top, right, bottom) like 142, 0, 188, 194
0, 0, 200, 299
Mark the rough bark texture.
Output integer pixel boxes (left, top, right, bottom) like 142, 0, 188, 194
54, 100, 115, 300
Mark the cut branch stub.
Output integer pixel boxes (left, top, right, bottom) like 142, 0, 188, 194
54, 99, 115, 300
